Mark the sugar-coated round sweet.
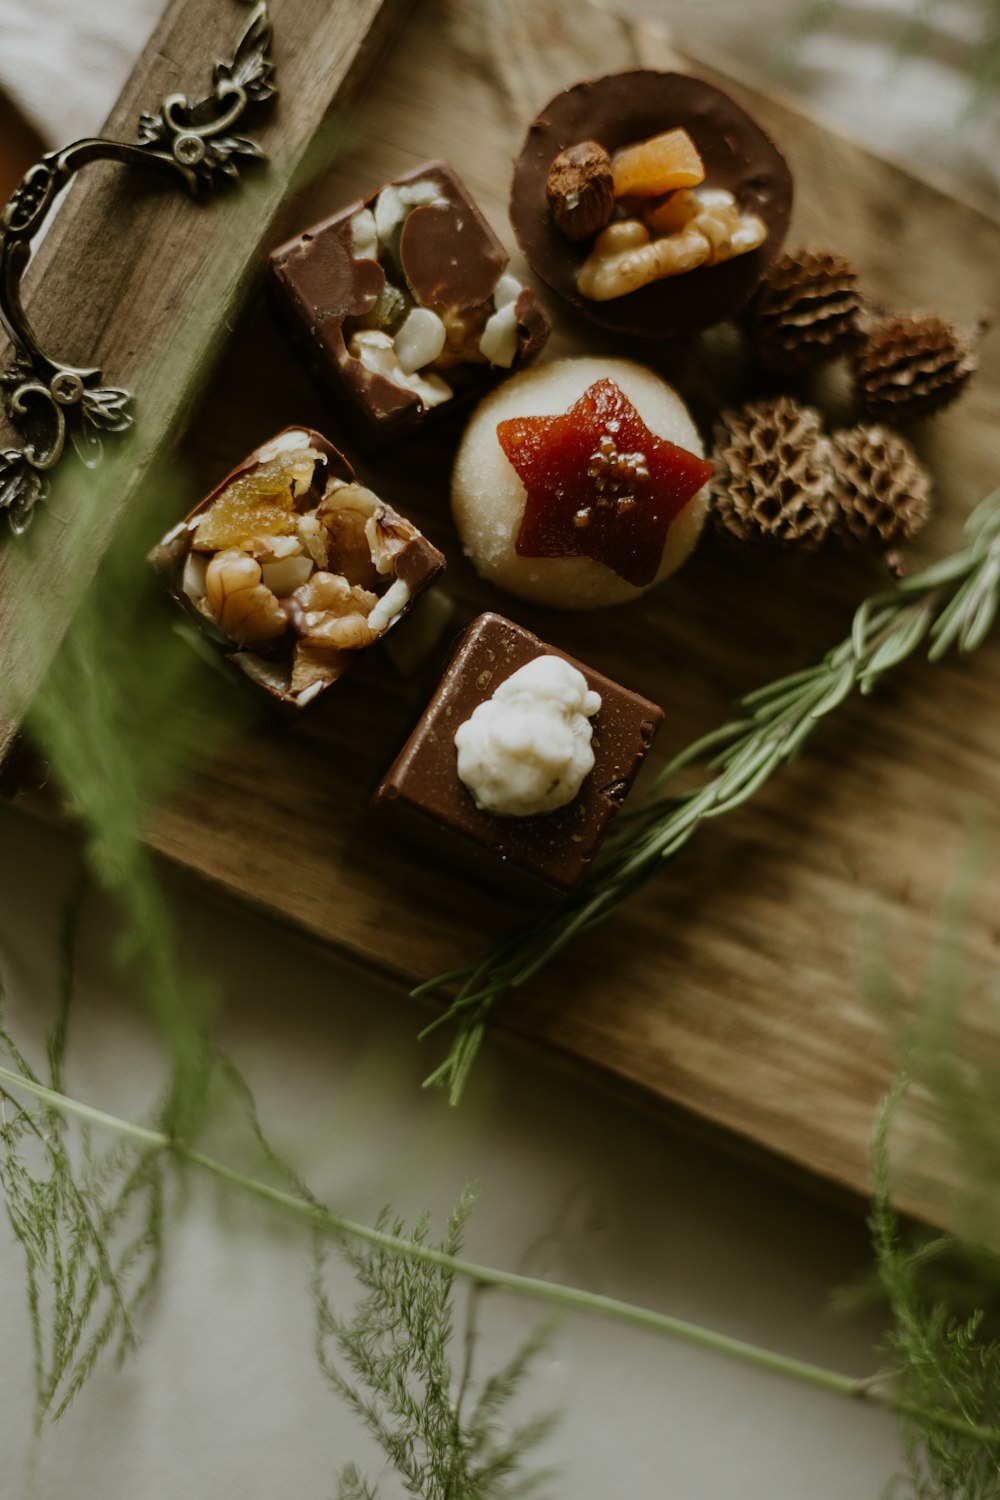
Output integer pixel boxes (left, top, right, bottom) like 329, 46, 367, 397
451, 356, 709, 609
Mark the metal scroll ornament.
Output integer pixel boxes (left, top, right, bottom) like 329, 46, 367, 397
0, 2, 276, 536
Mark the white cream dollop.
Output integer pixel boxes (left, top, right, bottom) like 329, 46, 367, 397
454, 655, 601, 818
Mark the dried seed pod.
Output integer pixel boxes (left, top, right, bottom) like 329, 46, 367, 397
829, 424, 932, 554
710, 396, 834, 552
741, 247, 861, 374
852, 311, 978, 424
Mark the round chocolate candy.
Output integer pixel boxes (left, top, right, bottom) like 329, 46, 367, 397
510, 70, 793, 338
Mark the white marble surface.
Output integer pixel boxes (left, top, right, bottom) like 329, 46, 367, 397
1, 0, 993, 1493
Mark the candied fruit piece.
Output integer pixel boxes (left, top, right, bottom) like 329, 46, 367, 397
497, 378, 712, 588
192, 450, 319, 551
611, 129, 705, 200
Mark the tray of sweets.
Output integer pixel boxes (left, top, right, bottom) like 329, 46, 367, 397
7, 0, 1000, 1224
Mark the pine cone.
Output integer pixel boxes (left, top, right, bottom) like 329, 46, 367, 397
710, 397, 834, 552
741, 248, 861, 375
829, 424, 932, 552
852, 312, 977, 424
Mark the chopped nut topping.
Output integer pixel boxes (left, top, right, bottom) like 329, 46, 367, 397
157, 429, 443, 706
200, 550, 287, 646
287, 571, 380, 651
348, 330, 453, 407
290, 640, 352, 697
316, 485, 381, 589
577, 188, 767, 301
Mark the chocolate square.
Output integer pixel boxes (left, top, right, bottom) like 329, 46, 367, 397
151, 426, 445, 710
373, 611, 663, 896
269, 160, 550, 443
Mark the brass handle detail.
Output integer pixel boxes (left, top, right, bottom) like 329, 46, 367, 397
0, 1, 276, 536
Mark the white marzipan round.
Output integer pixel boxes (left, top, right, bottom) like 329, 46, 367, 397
451, 356, 709, 609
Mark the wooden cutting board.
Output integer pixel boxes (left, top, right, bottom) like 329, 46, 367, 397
16, 0, 1000, 1225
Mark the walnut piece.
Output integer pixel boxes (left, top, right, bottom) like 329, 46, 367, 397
577, 189, 767, 301
316, 483, 382, 589
163, 432, 439, 707
286, 571, 380, 651
199, 549, 288, 646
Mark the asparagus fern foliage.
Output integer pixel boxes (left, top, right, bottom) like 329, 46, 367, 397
0, 892, 164, 1429
314, 1191, 556, 1499
871, 1082, 1000, 1500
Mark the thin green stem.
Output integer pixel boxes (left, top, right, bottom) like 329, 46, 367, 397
0, 1065, 168, 1149
2, 1062, 1000, 1447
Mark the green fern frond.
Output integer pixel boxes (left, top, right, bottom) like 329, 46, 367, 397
0, 897, 165, 1429
871, 1083, 1000, 1499
314, 1192, 556, 1499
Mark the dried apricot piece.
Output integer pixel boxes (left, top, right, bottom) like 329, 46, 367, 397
611, 128, 705, 199
192, 450, 318, 551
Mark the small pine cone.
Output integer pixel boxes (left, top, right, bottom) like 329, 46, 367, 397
852, 312, 977, 424
829, 424, 932, 551
710, 397, 834, 552
741, 248, 862, 375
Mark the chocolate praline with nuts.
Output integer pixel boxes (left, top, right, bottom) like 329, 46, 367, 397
510, 70, 793, 338
269, 160, 551, 445
151, 427, 446, 710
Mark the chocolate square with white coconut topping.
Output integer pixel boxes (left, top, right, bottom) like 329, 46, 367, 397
372, 611, 663, 896
150, 427, 445, 709
269, 161, 550, 442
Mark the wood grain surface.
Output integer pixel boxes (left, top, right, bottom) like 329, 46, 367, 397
0, 0, 409, 765
12, 0, 1000, 1225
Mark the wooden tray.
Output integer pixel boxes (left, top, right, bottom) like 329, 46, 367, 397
14, 0, 1000, 1224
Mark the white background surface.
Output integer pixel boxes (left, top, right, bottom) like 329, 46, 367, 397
1, 1, 996, 1495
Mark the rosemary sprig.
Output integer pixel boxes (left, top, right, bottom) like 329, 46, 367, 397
415, 489, 1000, 1105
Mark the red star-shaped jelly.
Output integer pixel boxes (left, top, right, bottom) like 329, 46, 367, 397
497, 378, 713, 588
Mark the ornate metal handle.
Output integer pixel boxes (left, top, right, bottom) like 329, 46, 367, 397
0, 1, 277, 536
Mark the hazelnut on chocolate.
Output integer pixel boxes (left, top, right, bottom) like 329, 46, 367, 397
545, 140, 614, 242
269, 161, 551, 443
373, 611, 663, 898
151, 428, 445, 709
510, 70, 793, 338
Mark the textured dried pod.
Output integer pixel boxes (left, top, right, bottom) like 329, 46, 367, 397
545, 140, 615, 242
710, 396, 834, 552
852, 311, 978, 424
829, 423, 932, 554
741, 247, 861, 374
